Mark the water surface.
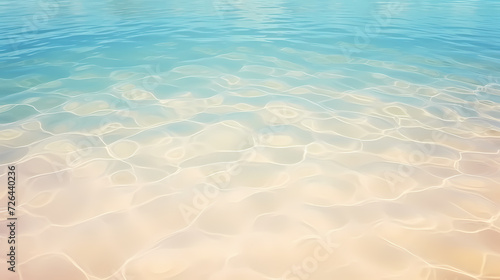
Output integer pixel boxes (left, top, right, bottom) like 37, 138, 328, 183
1, 0, 500, 279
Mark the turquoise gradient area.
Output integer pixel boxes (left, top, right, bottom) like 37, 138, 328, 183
1, 1, 500, 280
1, 0, 500, 99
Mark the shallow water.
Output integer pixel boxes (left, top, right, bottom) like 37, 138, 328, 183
1, 0, 500, 279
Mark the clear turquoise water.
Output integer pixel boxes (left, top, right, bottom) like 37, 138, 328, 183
2, 0, 500, 100
2, 1, 500, 279
1, 0, 500, 135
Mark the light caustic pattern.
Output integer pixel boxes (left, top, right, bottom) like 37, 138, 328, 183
1, 46, 500, 280
1, 0, 500, 280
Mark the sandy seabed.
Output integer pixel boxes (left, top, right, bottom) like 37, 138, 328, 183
1, 47, 500, 280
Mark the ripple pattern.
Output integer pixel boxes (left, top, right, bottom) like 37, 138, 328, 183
1, 0, 500, 280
